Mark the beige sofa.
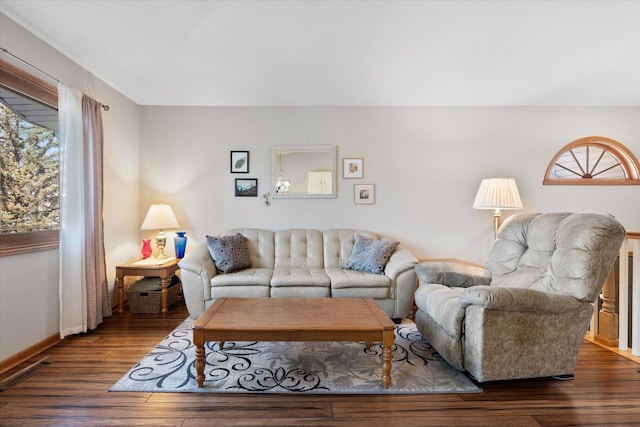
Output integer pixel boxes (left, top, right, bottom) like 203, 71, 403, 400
178, 228, 418, 320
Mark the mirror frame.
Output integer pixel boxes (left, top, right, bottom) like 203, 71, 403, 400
271, 145, 337, 199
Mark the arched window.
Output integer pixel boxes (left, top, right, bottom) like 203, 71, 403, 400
544, 136, 640, 185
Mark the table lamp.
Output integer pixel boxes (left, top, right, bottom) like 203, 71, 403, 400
473, 178, 523, 238
140, 203, 180, 259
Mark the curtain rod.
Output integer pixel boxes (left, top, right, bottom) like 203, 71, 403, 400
1, 47, 110, 111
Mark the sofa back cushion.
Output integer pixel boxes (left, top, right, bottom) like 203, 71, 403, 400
275, 229, 324, 268
322, 229, 379, 268
485, 212, 625, 302
223, 228, 274, 269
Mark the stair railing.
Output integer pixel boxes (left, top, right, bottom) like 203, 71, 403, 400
591, 231, 639, 357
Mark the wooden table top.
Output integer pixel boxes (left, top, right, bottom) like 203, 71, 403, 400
193, 297, 395, 341
116, 257, 178, 270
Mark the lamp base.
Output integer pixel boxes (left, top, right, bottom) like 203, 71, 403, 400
493, 209, 502, 239
155, 231, 168, 259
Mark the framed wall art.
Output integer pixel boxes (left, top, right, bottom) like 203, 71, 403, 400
230, 151, 250, 173
354, 184, 375, 204
343, 158, 364, 179
235, 178, 258, 197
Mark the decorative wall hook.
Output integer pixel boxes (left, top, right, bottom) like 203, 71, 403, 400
262, 192, 271, 206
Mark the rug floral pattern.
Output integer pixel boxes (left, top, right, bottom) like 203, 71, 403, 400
111, 319, 481, 394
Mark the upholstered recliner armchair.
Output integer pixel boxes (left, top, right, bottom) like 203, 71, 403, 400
414, 212, 625, 382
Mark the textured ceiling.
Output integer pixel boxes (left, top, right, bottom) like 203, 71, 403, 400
1, 0, 639, 106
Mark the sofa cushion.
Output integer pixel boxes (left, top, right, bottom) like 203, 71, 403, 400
343, 235, 399, 274
206, 233, 251, 273
326, 267, 390, 298
270, 267, 331, 287
325, 267, 390, 289
271, 286, 330, 298
223, 228, 275, 269
210, 267, 272, 287
275, 229, 324, 268
210, 283, 270, 299
322, 229, 379, 268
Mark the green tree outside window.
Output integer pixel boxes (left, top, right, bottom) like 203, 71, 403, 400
0, 104, 59, 232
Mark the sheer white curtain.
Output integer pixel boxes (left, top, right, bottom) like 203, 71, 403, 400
58, 83, 110, 338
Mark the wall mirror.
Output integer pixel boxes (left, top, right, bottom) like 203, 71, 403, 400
271, 145, 337, 199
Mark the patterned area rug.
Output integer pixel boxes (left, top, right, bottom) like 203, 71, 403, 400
110, 319, 481, 394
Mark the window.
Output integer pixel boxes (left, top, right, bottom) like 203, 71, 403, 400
0, 60, 59, 256
544, 136, 640, 185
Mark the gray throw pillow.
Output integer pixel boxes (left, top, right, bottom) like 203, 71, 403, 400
343, 235, 399, 274
205, 233, 251, 273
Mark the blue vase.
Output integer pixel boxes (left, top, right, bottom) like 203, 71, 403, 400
174, 232, 187, 258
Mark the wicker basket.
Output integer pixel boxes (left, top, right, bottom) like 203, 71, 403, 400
126, 275, 181, 314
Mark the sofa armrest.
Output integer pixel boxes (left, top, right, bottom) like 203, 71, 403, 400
178, 243, 217, 318
415, 261, 490, 288
460, 286, 585, 314
179, 242, 217, 279
384, 245, 418, 280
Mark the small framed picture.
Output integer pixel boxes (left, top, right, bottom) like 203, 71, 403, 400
235, 178, 258, 197
354, 184, 375, 204
230, 151, 249, 173
343, 158, 364, 179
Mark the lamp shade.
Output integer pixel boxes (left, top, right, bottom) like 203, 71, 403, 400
473, 178, 523, 210
140, 204, 180, 230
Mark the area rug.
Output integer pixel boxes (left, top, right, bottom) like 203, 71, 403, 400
110, 319, 481, 394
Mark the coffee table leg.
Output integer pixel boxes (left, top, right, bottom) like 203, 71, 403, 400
194, 330, 205, 388
382, 330, 394, 389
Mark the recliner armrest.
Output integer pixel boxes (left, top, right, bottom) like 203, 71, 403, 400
460, 286, 586, 314
415, 261, 490, 288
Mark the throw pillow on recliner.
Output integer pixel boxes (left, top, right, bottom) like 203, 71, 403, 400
205, 233, 251, 273
343, 234, 399, 274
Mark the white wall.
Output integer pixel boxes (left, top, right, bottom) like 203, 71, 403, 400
0, 250, 59, 359
140, 106, 640, 264
0, 14, 141, 362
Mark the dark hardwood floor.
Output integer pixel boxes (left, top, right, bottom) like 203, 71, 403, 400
1, 301, 639, 427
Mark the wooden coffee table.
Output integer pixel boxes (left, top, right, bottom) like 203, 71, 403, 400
192, 297, 396, 389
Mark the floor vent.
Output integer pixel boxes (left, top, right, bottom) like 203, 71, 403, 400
0, 357, 50, 391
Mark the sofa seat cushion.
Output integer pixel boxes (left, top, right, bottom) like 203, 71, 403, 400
270, 267, 331, 287
210, 267, 273, 287
271, 287, 330, 298
326, 267, 390, 289
331, 287, 390, 298
326, 268, 390, 298
211, 285, 270, 299
414, 283, 465, 339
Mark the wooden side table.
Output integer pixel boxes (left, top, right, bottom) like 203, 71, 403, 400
116, 258, 180, 316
